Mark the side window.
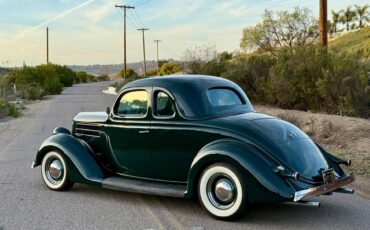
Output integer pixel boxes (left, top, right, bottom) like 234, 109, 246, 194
154, 91, 175, 117
117, 90, 148, 117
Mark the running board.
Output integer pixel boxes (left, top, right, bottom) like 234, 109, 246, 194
102, 177, 186, 198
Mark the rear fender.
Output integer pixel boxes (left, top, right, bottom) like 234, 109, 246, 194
33, 132, 104, 186
186, 139, 294, 202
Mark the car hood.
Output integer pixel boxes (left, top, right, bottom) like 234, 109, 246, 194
73, 112, 108, 123
207, 112, 329, 180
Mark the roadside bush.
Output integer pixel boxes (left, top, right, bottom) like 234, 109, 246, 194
53, 64, 76, 87
222, 53, 275, 102
186, 43, 369, 118
158, 62, 183, 75
14, 65, 63, 98
96, 74, 109, 81
26, 85, 45, 100
7, 103, 21, 118
269, 45, 369, 117
0, 98, 7, 116
117, 68, 138, 79
76, 71, 88, 83
76, 71, 99, 83
0, 98, 21, 118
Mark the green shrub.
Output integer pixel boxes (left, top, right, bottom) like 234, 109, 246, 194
0, 98, 7, 116
158, 62, 183, 75
7, 103, 21, 118
117, 68, 138, 78
96, 75, 109, 81
222, 53, 275, 102
0, 98, 21, 118
269, 45, 369, 116
53, 64, 76, 87
76, 71, 97, 83
27, 85, 45, 100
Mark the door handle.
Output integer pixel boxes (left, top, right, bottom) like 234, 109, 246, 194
138, 130, 150, 134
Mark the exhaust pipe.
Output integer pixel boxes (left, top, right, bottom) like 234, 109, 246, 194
334, 187, 354, 194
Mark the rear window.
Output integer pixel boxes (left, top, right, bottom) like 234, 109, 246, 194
206, 88, 243, 107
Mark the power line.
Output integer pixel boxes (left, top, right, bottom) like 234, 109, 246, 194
136, 0, 150, 7
115, 4, 135, 78
128, 9, 143, 28
137, 28, 149, 76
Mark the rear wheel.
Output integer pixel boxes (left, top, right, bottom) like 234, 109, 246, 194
198, 163, 249, 220
41, 151, 74, 191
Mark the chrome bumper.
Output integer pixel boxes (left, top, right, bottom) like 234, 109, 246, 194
294, 174, 355, 202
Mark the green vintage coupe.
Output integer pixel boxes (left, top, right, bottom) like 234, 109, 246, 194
32, 75, 355, 220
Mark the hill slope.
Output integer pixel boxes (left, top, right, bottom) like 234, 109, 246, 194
329, 27, 370, 56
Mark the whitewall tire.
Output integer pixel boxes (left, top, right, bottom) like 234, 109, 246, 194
41, 151, 74, 191
198, 163, 249, 220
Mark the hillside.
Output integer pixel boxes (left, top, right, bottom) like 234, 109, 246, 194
329, 27, 370, 56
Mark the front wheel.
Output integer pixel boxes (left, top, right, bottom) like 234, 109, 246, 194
198, 163, 249, 220
41, 151, 74, 191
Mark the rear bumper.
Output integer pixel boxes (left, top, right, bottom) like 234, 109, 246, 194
294, 174, 355, 202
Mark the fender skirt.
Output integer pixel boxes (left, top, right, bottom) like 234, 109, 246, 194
186, 139, 295, 202
33, 133, 104, 186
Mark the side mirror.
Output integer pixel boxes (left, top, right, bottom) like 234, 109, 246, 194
106, 107, 111, 115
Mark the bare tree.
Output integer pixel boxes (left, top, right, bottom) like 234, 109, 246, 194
240, 7, 318, 55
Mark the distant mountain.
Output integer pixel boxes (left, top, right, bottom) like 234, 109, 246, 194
68, 60, 159, 76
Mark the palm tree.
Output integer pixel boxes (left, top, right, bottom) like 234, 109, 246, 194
331, 10, 340, 33
340, 6, 355, 31
354, 4, 369, 28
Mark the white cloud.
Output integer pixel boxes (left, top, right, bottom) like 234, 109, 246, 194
14, 0, 96, 39
85, 0, 118, 23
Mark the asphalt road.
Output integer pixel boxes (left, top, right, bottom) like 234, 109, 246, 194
0, 81, 369, 230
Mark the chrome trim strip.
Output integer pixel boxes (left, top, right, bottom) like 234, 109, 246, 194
75, 128, 100, 132
75, 133, 100, 138
294, 174, 355, 202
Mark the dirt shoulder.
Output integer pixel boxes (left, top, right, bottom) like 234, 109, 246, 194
254, 104, 370, 198
0, 98, 52, 149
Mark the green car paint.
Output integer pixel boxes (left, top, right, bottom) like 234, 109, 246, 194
33, 75, 352, 203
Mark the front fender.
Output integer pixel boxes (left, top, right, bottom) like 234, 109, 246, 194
186, 139, 294, 202
33, 133, 104, 186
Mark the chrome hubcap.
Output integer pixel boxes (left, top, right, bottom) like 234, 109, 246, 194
45, 157, 64, 184
214, 179, 234, 203
207, 174, 237, 210
49, 160, 63, 179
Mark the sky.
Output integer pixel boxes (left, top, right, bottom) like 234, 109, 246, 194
0, 0, 368, 67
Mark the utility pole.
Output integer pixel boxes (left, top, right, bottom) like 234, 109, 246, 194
46, 27, 49, 64
138, 28, 149, 76
153, 40, 161, 70
115, 4, 135, 79
319, 0, 328, 47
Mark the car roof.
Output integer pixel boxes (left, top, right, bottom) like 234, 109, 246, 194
120, 75, 235, 90
119, 75, 254, 119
